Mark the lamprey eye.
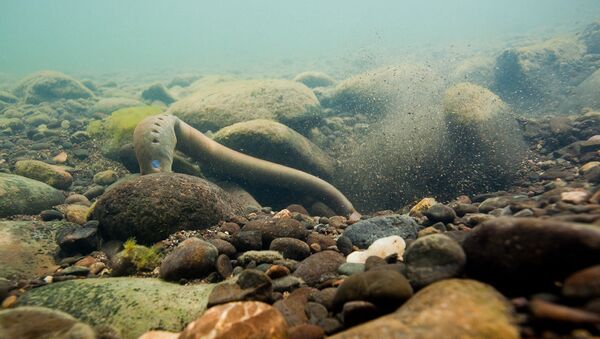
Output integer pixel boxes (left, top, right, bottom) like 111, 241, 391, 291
151, 159, 160, 169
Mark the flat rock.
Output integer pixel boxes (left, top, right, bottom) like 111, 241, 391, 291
17, 277, 215, 339
0, 306, 96, 339
0, 220, 75, 279
331, 279, 518, 339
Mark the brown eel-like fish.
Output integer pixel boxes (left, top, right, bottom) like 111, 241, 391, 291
133, 114, 361, 221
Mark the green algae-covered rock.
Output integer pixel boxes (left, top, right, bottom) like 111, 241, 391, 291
331, 279, 519, 339
17, 277, 215, 339
87, 105, 163, 158
0, 173, 65, 217
213, 119, 334, 178
14, 71, 94, 104
167, 79, 321, 132
0, 220, 75, 279
15, 159, 73, 190
293, 71, 336, 88
0, 306, 96, 339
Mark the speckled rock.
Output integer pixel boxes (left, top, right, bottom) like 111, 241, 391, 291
343, 215, 419, 249
270, 237, 311, 260
404, 234, 466, 289
179, 301, 287, 339
0, 220, 74, 279
91, 173, 242, 244
0, 306, 96, 339
93, 170, 119, 186
0, 173, 65, 217
243, 218, 309, 246
331, 279, 518, 339
17, 277, 215, 339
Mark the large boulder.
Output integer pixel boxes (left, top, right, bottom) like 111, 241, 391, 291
213, 119, 334, 178
87, 105, 163, 158
331, 279, 519, 339
167, 79, 322, 132
441, 83, 527, 194
323, 64, 443, 118
0, 306, 96, 339
89, 97, 144, 115
0, 173, 65, 217
463, 217, 600, 293
560, 68, 600, 114
13, 71, 94, 104
91, 173, 242, 244
0, 220, 75, 279
492, 37, 594, 113
17, 277, 215, 339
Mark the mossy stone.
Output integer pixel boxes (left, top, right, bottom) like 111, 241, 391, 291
87, 105, 163, 158
213, 119, 334, 178
0, 173, 65, 217
17, 277, 215, 339
14, 71, 94, 104
15, 160, 73, 190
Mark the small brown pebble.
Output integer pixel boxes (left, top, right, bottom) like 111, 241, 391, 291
530, 299, 600, 324
310, 243, 321, 253
1, 295, 17, 308
266, 265, 290, 279
288, 324, 324, 339
220, 222, 240, 234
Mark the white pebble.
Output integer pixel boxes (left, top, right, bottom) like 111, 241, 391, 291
346, 235, 406, 263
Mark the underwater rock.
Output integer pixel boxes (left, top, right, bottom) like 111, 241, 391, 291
87, 105, 163, 158
167, 79, 321, 132
160, 238, 219, 281
217, 181, 262, 211
17, 277, 215, 339
91, 173, 242, 244
293, 71, 336, 88
178, 301, 288, 339
13, 71, 94, 104
242, 218, 309, 246
0, 220, 75, 279
213, 119, 334, 178
346, 235, 406, 264
448, 55, 495, 88
0, 90, 18, 104
141, 83, 176, 105
332, 270, 413, 311
0, 306, 96, 339
0, 173, 65, 217
581, 20, 600, 54
89, 97, 144, 115
463, 217, 600, 293
92, 169, 119, 186
15, 159, 73, 190
323, 64, 443, 118
404, 234, 466, 289
441, 82, 527, 194
343, 215, 419, 249
331, 279, 519, 339
560, 68, 600, 114
293, 250, 345, 286
269, 237, 311, 261
491, 37, 592, 113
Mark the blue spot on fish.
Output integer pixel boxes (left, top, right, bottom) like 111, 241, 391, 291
151, 160, 160, 169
